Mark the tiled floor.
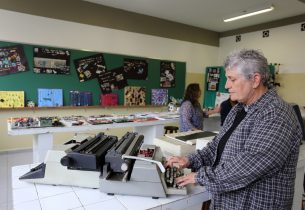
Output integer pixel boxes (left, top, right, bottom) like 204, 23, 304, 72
0, 149, 33, 210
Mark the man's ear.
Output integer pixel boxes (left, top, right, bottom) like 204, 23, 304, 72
252, 73, 261, 89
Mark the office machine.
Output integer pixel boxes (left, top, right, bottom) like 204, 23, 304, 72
19, 131, 187, 198
155, 130, 217, 156
165, 130, 217, 145
19, 132, 118, 188
100, 135, 187, 198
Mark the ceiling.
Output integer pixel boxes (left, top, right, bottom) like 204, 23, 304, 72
84, 0, 305, 32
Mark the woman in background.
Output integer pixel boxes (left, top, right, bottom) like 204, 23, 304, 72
179, 83, 219, 132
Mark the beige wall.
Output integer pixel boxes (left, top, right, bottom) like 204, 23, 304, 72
219, 22, 305, 106
0, 9, 218, 74
277, 74, 305, 105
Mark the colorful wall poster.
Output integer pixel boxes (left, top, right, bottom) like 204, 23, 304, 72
100, 93, 118, 106
151, 89, 168, 106
98, 67, 128, 94
0, 91, 24, 108
74, 53, 107, 82
69, 91, 92, 106
123, 58, 148, 80
160, 61, 176, 88
38, 88, 63, 107
33, 47, 70, 75
0, 45, 28, 76
124, 86, 146, 106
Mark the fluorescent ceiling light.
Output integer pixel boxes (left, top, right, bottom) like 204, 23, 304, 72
224, 5, 274, 22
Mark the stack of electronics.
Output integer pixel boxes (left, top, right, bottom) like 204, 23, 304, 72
19, 132, 187, 198
9, 117, 63, 129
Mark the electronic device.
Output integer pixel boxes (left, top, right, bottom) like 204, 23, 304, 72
165, 130, 217, 145
19, 132, 118, 188
19, 132, 187, 198
100, 139, 187, 198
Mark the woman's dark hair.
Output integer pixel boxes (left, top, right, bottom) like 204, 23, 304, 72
184, 83, 201, 106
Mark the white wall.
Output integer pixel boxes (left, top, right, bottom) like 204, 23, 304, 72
219, 22, 305, 105
0, 9, 218, 74
219, 22, 305, 73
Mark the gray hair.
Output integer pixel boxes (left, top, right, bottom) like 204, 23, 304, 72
224, 49, 270, 87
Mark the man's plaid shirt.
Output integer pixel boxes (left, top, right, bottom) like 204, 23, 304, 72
187, 89, 302, 210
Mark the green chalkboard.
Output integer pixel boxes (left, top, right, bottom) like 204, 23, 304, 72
203, 66, 227, 108
0, 41, 186, 106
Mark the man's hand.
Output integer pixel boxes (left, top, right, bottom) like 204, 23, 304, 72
176, 172, 197, 186
165, 156, 189, 169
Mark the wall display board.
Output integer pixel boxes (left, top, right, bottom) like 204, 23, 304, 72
0, 41, 186, 106
203, 66, 227, 109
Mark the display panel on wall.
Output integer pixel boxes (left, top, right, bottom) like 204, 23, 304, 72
203, 66, 227, 109
0, 41, 186, 106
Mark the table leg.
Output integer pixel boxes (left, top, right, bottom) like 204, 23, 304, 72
134, 125, 164, 145
33, 133, 53, 163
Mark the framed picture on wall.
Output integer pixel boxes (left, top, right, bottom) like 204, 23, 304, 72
33, 47, 70, 75
74, 53, 107, 82
0, 45, 28, 76
206, 67, 220, 91
160, 61, 176, 88
124, 86, 146, 106
98, 67, 128, 94
151, 89, 168, 106
123, 58, 148, 80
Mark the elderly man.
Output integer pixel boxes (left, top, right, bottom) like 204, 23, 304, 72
166, 49, 302, 210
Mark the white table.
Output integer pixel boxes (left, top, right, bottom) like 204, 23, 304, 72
8, 116, 178, 163
11, 164, 210, 210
